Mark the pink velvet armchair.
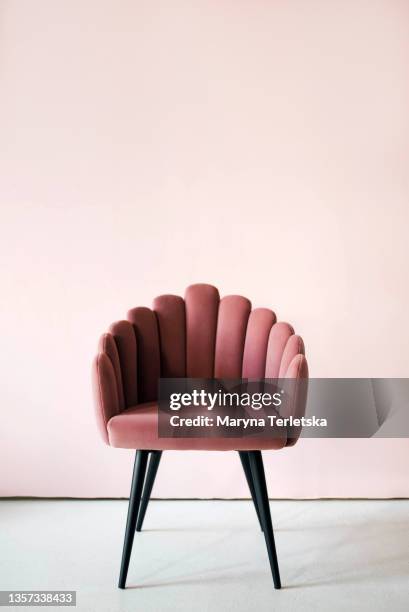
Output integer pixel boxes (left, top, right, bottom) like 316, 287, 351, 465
92, 284, 308, 590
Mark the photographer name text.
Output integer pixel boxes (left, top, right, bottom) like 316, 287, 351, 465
168, 415, 327, 428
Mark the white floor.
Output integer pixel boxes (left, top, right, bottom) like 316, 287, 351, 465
0, 499, 408, 612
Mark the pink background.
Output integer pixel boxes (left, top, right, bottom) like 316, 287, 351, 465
1, 0, 409, 497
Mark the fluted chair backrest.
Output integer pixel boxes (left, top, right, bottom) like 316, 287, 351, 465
97, 284, 306, 410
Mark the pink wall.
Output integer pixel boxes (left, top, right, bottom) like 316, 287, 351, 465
1, 0, 409, 497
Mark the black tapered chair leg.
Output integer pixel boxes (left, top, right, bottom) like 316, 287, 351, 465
238, 451, 263, 531
136, 450, 162, 532
248, 451, 281, 589
118, 450, 149, 589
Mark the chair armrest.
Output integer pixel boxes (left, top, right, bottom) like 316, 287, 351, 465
282, 354, 309, 446
92, 352, 121, 445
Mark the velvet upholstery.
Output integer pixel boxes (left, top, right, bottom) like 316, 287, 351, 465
107, 403, 288, 451
93, 284, 308, 450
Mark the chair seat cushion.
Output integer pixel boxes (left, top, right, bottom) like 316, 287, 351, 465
107, 402, 287, 451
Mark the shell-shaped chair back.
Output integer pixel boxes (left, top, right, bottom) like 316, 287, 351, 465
97, 283, 307, 407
